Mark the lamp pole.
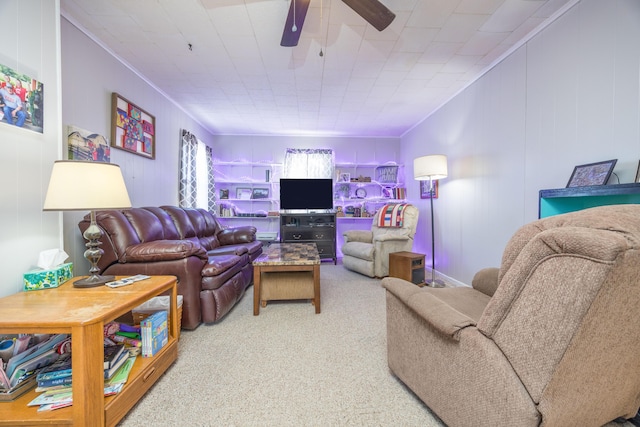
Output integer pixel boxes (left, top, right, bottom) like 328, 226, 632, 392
428, 178, 444, 287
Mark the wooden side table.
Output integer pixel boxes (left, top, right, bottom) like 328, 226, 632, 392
389, 251, 426, 286
0, 275, 179, 427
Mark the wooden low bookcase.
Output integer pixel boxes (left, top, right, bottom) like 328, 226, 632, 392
0, 275, 179, 427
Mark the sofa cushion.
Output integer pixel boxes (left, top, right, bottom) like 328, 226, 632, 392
201, 254, 248, 291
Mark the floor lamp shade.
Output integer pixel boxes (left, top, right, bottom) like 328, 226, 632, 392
414, 155, 448, 287
43, 160, 132, 288
414, 155, 448, 181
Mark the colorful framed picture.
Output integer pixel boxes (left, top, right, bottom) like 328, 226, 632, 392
0, 62, 44, 134
566, 159, 617, 188
67, 125, 110, 162
111, 92, 156, 159
420, 180, 439, 199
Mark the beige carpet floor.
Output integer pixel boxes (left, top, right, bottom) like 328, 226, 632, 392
118, 264, 445, 426
117, 264, 634, 427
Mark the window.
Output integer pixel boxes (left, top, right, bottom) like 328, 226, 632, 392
179, 130, 215, 210
283, 148, 334, 178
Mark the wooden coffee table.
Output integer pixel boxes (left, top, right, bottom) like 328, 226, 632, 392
253, 243, 321, 315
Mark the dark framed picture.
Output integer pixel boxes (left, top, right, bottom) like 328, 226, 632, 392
111, 92, 156, 159
420, 180, 438, 199
251, 188, 269, 199
219, 189, 229, 199
566, 159, 617, 188
635, 160, 640, 183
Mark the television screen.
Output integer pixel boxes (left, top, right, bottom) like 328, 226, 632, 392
279, 178, 334, 210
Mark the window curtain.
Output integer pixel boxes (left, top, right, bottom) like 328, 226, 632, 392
283, 148, 334, 178
179, 129, 216, 211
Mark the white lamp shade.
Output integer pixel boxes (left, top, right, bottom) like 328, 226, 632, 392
414, 155, 448, 181
43, 160, 132, 211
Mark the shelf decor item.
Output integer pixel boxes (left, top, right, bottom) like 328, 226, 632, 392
566, 159, 617, 188
236, 187, 252, 200
111, 92, 156, 159
635, 160, 640, 183
414, 154, 448, 288
252, 188, 269, 199
376, 165, 399, 183
43, 160, 132, 287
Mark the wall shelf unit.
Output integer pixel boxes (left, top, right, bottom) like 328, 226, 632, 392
538, 183, 640, 218
334, 162, 405, 218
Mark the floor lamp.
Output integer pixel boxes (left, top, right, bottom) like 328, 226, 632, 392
43, 160, 132, 288
414, 155, 448, 287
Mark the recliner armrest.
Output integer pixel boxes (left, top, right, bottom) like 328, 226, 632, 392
218, 226, 257, 245
471, 267, 499, 297
123, 239, 207, 262
343, 230, 373, 243
383, 277, 476, 341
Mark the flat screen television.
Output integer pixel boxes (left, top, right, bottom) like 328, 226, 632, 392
279, 178, 334, 210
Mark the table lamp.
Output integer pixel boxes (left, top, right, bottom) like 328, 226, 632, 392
414, 154, 448, 287
43, 160, 132, 288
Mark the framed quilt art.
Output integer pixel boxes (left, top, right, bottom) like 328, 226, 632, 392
111, 92, 156, 159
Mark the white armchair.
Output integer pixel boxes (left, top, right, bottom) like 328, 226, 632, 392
341, 204, 419, 278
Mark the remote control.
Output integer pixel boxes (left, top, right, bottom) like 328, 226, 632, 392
106, 275, 151, 288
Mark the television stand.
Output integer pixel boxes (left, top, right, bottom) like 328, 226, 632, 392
280, 211, 337, 264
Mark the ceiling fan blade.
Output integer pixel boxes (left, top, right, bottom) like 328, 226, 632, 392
342, 0, 396, 31
280, 0, 311, 47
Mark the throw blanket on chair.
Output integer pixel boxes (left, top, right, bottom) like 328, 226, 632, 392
378, 204, 410, 228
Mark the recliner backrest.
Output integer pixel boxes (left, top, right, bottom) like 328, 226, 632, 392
477, 204, 640, 405
371, 204, 419, 239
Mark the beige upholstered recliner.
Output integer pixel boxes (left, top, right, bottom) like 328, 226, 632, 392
383, 204, 640, 427
342, 204, 418, 278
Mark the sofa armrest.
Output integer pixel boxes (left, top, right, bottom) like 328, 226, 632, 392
218, 226, 257, 245
471, 267, 499, 297
124, 240, 207, 262
343, 230, 373, 243
383, 277, 476, 341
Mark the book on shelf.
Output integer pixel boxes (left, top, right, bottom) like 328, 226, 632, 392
105, 356, 136, 386
36, 353, 72, 381
104, 350, 129, 380
141, 310, 168, 358
37, 375, 72, 389
104, 344, 125, 369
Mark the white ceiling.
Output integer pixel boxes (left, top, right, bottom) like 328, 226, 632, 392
60, 0, 576, 137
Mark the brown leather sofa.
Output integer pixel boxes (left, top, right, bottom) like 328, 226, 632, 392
79, 206, 262, 329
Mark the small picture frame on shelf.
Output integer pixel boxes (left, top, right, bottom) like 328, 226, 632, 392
236, 188, 252, 200
566, 159, 617, 188
339, 173, 351, 183
251, 188, 269, 199
635, 160, 640, 183
219, 189, 229, 199
420, 180, 438, 199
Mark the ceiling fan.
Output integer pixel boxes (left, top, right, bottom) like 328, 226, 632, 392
280, 0, 396, 47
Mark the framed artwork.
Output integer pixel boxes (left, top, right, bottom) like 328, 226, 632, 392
111, 92, 156, 159
236, 188, 252, 200
566, 159, 617, 188
635, 161, 640, 183
420, 180, 439, 199
251, 188, 269, 199
219, 189, 229, 199
0, 62, 44, 134
67, 125, 110, 162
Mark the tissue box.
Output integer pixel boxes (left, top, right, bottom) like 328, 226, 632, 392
23, 263, 73, 291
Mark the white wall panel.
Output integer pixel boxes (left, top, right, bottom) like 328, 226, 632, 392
402, 0, 640, 285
